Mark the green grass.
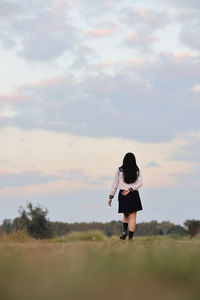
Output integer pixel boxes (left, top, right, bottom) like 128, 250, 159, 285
0, 233, 200, 300
52, 229, 108, 242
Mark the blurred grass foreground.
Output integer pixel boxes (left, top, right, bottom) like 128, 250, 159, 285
0, 231, 200, 300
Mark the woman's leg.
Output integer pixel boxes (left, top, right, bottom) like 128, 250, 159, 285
123, 212, 129, 223
128, 211, 137, 232
120, 213, 129, 239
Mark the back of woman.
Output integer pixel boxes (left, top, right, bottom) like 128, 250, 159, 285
108, 152, 143, 240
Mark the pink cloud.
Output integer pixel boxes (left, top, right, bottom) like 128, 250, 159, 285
126, 33, 137, 41
126, 32, 157, 42
85, 28, 115, 37
94, 61, 117, 68
175, 52, 190, 59
0, 92, 20, 102
39, 0, 72, 32
125, 32, 158, 48
0, 91, 31, 104
0, 170, 11, 176
127, 57, 148, 65
0, 115, 8, 121
0, 170, 35, 176
31, 75, 67, 87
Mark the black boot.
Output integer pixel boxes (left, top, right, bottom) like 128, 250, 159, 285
128, 230, 134, 240
120, 222, 128, 240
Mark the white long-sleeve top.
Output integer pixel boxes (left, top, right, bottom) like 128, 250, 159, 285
109, 167, 143, 198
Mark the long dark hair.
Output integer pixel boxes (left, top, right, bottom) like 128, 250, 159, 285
121, 152, 139, 184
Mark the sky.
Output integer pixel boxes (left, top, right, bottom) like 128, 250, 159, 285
0, 0, 200, 225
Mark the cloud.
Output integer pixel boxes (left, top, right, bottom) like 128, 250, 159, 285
180, 25, 200, 52
57, 169, 90, 182
0, 171, 61, 189
1, 126, 192, 193
0, 0, 173, 64
0, 1, 20, 45
167, 0, 200, 9
120, 7, 170, 30
120, 7, 171, 51
125, 32, 158, 51
193, 84, 200, 92
171, 8, 200, 51
0, 167, 98, 198
17, 27, 79, 62
0, 0, 94, 64
145, 161, 160, 168
167, 131, 200, 163
85, 28, 115, 37
75, 0, 117, 22
0, 52, 200, 143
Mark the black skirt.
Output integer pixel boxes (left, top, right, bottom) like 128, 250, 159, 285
118, 189, 143, 213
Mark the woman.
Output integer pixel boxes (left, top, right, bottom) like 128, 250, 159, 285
108, 152, 143, 241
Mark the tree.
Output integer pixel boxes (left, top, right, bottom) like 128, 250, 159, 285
13, 202, 54, 239
1, 219, 12, 234
184, 219, 200, 238
12, 210, 30, 231
26, 202, 54, 239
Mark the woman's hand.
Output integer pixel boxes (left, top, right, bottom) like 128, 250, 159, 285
122, 189, 130, 196
108, 198, 112, 206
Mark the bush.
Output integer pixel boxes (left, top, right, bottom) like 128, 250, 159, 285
0, 229, 34, 243
54, 230, 107, 242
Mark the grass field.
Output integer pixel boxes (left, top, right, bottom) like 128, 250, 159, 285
0, 231, 200, 300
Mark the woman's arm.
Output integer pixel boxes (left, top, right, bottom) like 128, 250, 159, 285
109, 168, 120, 199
